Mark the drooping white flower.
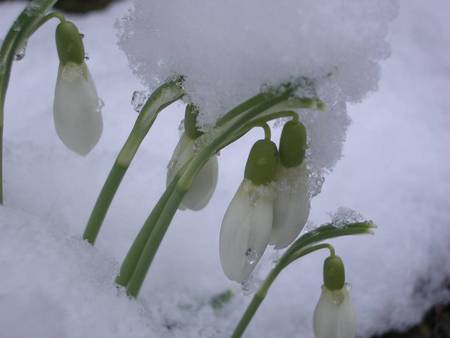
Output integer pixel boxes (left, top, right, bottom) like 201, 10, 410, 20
53, 62, 103, 156
219, 179, 274, 283
313, 284, 355, 338
166, 133, 218, 211
270, 163, 310, 249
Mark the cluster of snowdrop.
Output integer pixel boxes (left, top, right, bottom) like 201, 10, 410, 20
0, 0, 397, 337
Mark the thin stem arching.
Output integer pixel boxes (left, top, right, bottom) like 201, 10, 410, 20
0, 0, 59, 204
83, 79, 184, 244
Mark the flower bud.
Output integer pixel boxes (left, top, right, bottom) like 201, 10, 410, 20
279, 120, 307, 168
55, 21, 85, 65
244, 139, 278, 186
323, 255, 345, 291
184, 104, 203, 139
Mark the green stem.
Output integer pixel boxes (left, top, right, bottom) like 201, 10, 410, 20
32, 11, 65, 33
0, 0, 58, 204
219, 110, 298, 151
231, 221, 375, 337
115, 177, 178, 287
83, 161, 126, 243
260, 123, 271, 140
83, 79, 184, 244
231, 244, 331, 338
215, 93, 266, 127
126, 184, 186, 297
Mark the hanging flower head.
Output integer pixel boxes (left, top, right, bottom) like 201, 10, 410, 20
270, 118, 311, 248
220, 139, 278, 282
314, 255, 355, 338
166, 104, 219, 211
53, 20, 103, 156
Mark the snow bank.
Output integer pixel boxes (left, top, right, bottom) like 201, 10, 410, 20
117, 0, 398, 177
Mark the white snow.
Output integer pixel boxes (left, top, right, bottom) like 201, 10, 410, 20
118, 0, 398, 177
0, 1, 449, 338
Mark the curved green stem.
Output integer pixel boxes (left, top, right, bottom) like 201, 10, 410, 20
219, 110, 298, 151
32, 11, 65, 33
0, 0, 58, 204
231, 221, 374, 337
126, 184, 186, 297
83, 79, 184, 244
259, 123, 271, 140
115, 177, 178, 287
231, 244, 331, 338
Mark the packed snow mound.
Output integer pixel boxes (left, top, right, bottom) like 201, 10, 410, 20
117, 0, 398, 174
117, 0, 398, 124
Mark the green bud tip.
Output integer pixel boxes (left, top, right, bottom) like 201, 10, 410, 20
279, 120, 307, 168
184, 104, 203, 139
323, 255, 346, 291
56, 21, 85, 65
244, 139, 279, 185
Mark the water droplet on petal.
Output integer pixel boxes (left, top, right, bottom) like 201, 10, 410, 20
245, 248, 258, 265
96, 98, 104, 113
84, 53, 90, 60
79, 33, 85, 39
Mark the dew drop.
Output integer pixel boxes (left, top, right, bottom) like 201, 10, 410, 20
96, 98, 105, 113
245, 248, 258, 265
14, 40, 27, 61
79, 33, 85, 39
131, 90, 149, 113
84, 53, 90, 60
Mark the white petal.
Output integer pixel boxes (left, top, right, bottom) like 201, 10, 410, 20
270, 164, 310, 249
313, 285, 355, 338
166, 133, 218, 211
182, 155, 218, 210
219, 180, 274, 283
53, 62, 103, 156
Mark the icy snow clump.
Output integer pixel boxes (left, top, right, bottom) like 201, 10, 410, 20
117, 0, 398, 172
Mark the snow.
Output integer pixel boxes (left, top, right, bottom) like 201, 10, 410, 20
0, 1, 449, 338
118, 0, 398, 178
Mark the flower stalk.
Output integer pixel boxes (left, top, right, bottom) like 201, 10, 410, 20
0, 0, 59, 203
231, 221, 374, 338
83, 78, 184, 244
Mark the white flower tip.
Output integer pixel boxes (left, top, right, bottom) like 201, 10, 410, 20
313, 284, 355, 338
167, 134, 219, 211
219, 180, 274, 283
270, 165, 311, 249
53, 62, 103, 156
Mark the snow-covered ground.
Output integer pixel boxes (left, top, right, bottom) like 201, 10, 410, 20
0, 1, 449, 337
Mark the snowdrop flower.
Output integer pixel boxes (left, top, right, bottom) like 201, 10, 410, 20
314, 255, 355, 338
167, 105, 218, 211
53, 21, 102, 156
270, 119, 310, 248
220, 139, 278, 282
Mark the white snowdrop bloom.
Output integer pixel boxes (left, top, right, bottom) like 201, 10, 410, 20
53, 61, 103, 156
313, 284, 355, 338
270, 164, 310, 249
166, 133, 218, 211
219, 179, 274, 283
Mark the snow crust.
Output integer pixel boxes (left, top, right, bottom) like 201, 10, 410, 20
117, 0, 399, 198
0, 1, 449, 338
